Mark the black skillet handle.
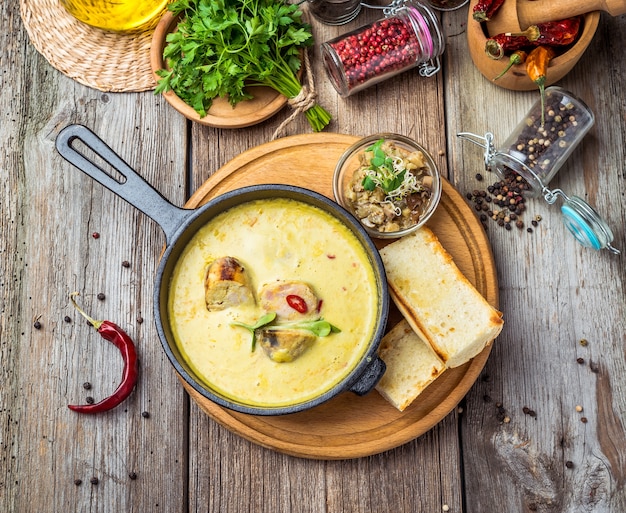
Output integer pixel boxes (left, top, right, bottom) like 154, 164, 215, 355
55, 124, 190, 245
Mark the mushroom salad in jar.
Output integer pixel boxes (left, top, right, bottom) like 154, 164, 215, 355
344, 138, 437, 235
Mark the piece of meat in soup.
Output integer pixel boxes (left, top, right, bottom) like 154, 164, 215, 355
258, 280, 320, 321
204, 256, 254, 311
257, 328, 317, 362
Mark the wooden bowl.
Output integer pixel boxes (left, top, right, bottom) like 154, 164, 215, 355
150, 11, 288, 128
467, 1, 601, 91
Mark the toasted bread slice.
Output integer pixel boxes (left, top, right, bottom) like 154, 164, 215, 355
376, 320, 445, 411
379, 227, 503, 368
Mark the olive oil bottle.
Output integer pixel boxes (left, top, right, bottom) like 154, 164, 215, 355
60, 0, 169, 32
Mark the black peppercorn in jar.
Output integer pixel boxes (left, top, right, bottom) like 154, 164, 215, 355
457, 87, 620, 254
320, 1, 445, 97
492, 87, 595, 199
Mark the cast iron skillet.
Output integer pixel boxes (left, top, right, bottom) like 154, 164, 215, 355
55, 124, 389, 416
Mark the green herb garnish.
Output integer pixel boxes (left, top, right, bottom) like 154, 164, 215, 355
231, 313, 340, 351
264, 319, 341, 337
155, 0, 331, 132
361, 139, 406, 194
231, 312, 277, 351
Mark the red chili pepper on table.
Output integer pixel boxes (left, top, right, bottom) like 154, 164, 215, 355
508, 17, 581, 46
286, 294, 308, 314
68, 292, 139, 414
473, 0, 505, 22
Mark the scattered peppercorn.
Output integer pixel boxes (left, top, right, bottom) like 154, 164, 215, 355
74, 479, 82, 486
97, 293, 106, 301
495, 403, 507, 422
576, 357, 584, 364
83, 382, 92, 390
565, 460, 574, 469
90, 477, 99, 485
466, 170, 539, 234
580, 338, 588, 347
86, 396, 95, 404
64, 315, 72, 323
92, 232, 100, 239
137, 317, 144, 324
523, 406, 537, 417
475, 173, 483, 181
122, 261, 130, 268
141, 411, 150, 418
33, 321, 42, 330
129, 472, 138, 480
581, 417, 588, 423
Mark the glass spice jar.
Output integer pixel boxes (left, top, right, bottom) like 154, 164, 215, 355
307, 0, 363, 25
423, 0, 469, 11
458, 87, 620, 254
492, 87, 595, 199
320, 1, 445, 97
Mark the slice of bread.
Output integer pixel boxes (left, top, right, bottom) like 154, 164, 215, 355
375, 320, 445, 411
379, 227, 503, 368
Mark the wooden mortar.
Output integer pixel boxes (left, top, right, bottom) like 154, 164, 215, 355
467, 0, 601, 90
486, 0, 626, 34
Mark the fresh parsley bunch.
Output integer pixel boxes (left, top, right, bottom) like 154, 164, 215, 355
155, 0, 331, 132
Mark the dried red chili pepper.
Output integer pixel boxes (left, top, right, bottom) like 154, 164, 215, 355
485, 33, 532, 60
67, 292, 139, 414
509, 17, 581, 46
473, 0, 505, 22
286, 294, 308, 314
493, 50, 528, 81
526, 45, 557, 126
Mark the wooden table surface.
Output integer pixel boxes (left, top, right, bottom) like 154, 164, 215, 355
3, 1, 626, 511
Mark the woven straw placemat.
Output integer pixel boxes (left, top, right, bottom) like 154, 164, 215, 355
20, 0, 157, 92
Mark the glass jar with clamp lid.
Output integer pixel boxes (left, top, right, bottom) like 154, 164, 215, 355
458, 87, 620, 254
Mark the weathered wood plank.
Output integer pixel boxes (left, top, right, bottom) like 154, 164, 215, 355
445, 9, 626, 512
2, 0, 191, 507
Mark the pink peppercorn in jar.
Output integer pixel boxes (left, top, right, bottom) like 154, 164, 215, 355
320, 1, 445, 97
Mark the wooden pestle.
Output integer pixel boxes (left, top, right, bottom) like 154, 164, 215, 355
485, 0, 626, 35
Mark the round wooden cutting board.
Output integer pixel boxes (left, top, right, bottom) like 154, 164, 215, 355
181, 133, 499, 459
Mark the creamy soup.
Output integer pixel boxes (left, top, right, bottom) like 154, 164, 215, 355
167, 197, 380, 408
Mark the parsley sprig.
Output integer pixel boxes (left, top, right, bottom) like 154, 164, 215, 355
155, 0, 331, 132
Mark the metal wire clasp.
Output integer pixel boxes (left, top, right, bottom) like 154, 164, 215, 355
457, 131, 497, 171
